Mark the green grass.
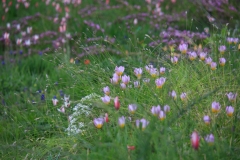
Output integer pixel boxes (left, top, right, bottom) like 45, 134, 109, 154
1, 0, 240, 159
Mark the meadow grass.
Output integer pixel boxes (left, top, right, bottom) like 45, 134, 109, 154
1, 0, 240, 159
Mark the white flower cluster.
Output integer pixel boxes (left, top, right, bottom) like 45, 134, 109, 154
65, 93, 100, 135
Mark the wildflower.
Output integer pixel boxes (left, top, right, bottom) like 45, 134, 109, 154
164, 105, 170, 113
16, 24, 20, 30
205, 134, 214, 145
57, 106, 65, 113
212, 101, 221, 113
115, 66, 125, 76
159, 111, 166, 121
233, 38, 239, 44
180, 92, 187, 101
133, 18, 138, 25
127, 145, 135, 151
111, 73, 119, 84
210, 62, 217, 70
118, 116, 125, 128
199, 52, 207, 60
203, 115, 211, 125
64, 101, 70, 108
171, 56, 178, 64
93, 117, 104, 129
41, 94, 45, 101
114, 96, 120, 110
178, 43, 188, 54
149, 68, 158, 78
151, 105, 161, 116
101, 95, 111, 104
218, 45, 226, 54
27, 27, 32, 34
170, 90, 177, 100
16, 39, 22, 45
103, 86, 110, 95
84, 59, 90, 65
226, 106, 234, 117
145, 64, 154, 73
134, 81, 140, 88
227, 37, 233, 44
3, 32, 9, 40
128, 104, 137, 114
219, 57, 226, 66
188, 51, 197, 61
120, 83, 126, 89
191, 131, 200, 150
159, 67, 166, 74
52, 96, 58, 106
6, 23, 10, 29
205, 57, 212, 65
143, 78, 150, 84
25, 39, 31, 46
64, 94, 70, 102
155, 77, 166, 89
122, 75, 130, 84
136, 119, 149, 130
134, 68, 143, 79
104, 113, 109, 123
226, 92, 237, 102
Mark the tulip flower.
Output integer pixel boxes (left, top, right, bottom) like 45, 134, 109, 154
171, 56, 178, 64
118, 116, 125, 128
210, 62, 217, 70
164, 105, 170, 113
149, 68, 158, 78
178, 43, 188, 54
159, 67, 166, 74
120, 83, 126, 89
219, 57, 226, 66
103, 86, 110, 95
101, 95, 111, 104
218, 45, 226, 54
136, 119, 149, 130
134, 81, 140, 88
159, 111, 166, 121
191, 131, 200, 150
170, 90, 177, 100
199, 52, 207, 60
121, 75, 130, 84
203, 115, 210, 124
180, 92, 187, 101
104, 113, 109, 123
227, 37, 233, 44
94, 117, 104, 129
233, 38, 239, 44
212, 101, 221, 113
111, 73, 119, 84
114, 96, 120, 110
205, 57, 212, 65
205, 134, 214, 145
115, 66, 125, 76
188, 51, 197, 61
155, 77, 166, 89
127, 145, 135, 151
134, 68, 143, 79
151, 105, 161, 116
128, 104, 137, 114
226, 92, 237, 102
145, 64, 154, 73
226, 106, 234, 117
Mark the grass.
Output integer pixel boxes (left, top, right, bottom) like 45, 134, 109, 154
1, 0, 240, 159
